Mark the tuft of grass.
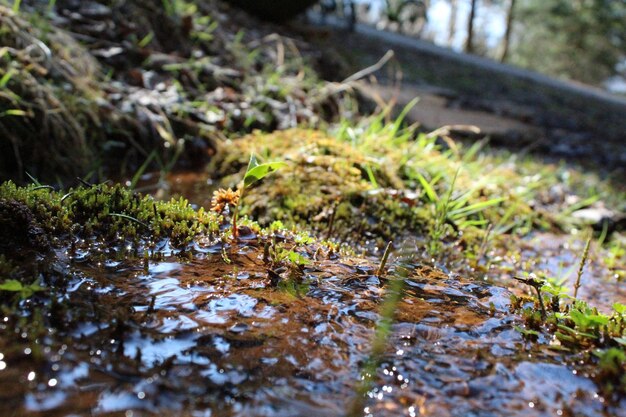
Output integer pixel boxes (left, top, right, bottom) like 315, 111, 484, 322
429, 167, 459, 254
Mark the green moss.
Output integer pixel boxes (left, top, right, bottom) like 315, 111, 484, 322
0, 181, 220, 249
210, 129, 429, 248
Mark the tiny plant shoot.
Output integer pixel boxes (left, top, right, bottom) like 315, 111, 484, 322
232, 153, 286, 239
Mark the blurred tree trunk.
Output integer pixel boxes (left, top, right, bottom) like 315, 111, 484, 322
499, 0, 516, 62
464, 0, 477, 53
447, 0, 458, 46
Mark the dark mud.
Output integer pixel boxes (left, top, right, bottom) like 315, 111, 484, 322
1, 235, 622, 417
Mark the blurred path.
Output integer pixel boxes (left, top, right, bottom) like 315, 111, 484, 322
307, 12, 626, 170
311, 12, 626, 108
360, 82, 539, 138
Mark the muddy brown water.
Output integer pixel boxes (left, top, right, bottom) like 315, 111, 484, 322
0, 235, 623, 417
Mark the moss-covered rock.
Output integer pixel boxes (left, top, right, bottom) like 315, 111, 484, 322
0, 199, 51, 257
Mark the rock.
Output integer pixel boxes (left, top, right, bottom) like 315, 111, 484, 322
78, 2, 112, 19
572, 205, 625, 232
0, 199, 51, 257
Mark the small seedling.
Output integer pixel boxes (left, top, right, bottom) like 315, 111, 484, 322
0, 279, 44, 299
287, 250, 311, 267
232, 153, 286, 239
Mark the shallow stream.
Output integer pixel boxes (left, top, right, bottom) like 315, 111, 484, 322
1, 233, 623, 416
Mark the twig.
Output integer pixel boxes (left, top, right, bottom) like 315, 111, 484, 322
31, 185, 55, 191
325, 200, 339, 241
77, 177, 94, 187
313, 50, 396, 103
341, 49, 395, 84
477, 223, 493, 261
426, 124, 481, 139
60, 192, 75, 203
108, 213, 150, 229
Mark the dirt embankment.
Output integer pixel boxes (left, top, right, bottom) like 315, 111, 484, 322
0, 1, 351, 184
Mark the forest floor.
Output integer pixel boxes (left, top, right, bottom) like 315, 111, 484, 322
0, 2, 625, 416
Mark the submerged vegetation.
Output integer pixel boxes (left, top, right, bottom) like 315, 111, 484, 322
0, 0, 624, 415
511, 277, 626, 398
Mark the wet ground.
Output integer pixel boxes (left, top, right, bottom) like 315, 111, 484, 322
160, 170, 626, 312
1, 233, 623, 417
496, 233, 626, 311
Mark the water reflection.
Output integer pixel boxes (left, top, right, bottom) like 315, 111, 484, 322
0, 241, 623, 417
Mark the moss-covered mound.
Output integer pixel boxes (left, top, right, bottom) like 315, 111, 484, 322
205, 116, 625, 281
207, 125, 546, 253
210, 128, 433, 249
